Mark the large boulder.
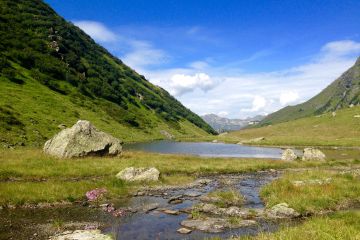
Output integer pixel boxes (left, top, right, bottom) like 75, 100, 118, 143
116, 167, 160, 182
44, 120, 122, 158
302, 148, 326, 161
281, 149, 298, 161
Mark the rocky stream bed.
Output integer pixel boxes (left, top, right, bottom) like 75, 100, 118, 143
1, 171, 302, 240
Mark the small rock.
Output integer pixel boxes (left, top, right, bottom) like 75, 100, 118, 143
354, 115, 360, 118
142, 203, 159, 213
116, 167, 160, 182
184, 191, 202, 197
302, 148, 326, 161
177, 227, 192, 234
169, 199, 183, 205
195, 179, 212, 185
57, 124, 67, 129
49, 230, 112, 240
267, 203, 300, 218
281, 149, 298, 161
163, 209, 179, 215
181, 218, 226, 233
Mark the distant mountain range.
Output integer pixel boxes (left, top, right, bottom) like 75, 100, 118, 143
260, 57, 360, 126
201, 114, 265, 133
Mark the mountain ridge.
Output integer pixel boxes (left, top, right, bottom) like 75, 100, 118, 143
260, 57, 360, 125
202, 114, 265, 133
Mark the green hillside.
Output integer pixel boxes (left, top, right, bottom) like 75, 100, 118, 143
0, 0, 215, 147
219, 105, 360, 147
260, 57, 360, 126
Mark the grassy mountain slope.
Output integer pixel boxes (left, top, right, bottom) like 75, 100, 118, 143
260, 57, 360, 126
0, 0, 215, 147
217, 105, 360, 147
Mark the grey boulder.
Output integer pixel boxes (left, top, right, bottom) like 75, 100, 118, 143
44, 120, 122, 158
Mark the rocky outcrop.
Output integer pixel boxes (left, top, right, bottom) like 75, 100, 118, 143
44, 120, 122, 158
267, 203, 300, 218
302, 148, 326, 161
281, 149, 298, 161
50, 230, 112, 240
116, 167, 160, 182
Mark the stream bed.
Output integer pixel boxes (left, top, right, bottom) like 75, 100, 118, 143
0, 171, 283, 240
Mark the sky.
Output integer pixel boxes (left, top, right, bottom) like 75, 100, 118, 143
45, 0, 360, 119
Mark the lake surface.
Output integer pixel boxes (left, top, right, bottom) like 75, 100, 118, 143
125, 141, 284, 159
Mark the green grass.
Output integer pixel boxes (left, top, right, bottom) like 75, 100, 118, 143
260, 169, 360, 215
207, 189, 244, 207
238, 211, 360, 240
0, 148, 357, 206
212, 106, 360, 147
0, 148, 292, 205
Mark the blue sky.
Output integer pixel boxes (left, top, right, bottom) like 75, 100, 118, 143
45, 0, 360, 118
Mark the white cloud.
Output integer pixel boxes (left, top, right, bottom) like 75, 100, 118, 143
73, 21, 117, 42
122, 40, 168, 70
218, 111, 229, 117
279, 91, 299, 106
168, 73, 217, 96
146, 40, 360, 118
242, 96, 267, 112
321, 40, 360, 57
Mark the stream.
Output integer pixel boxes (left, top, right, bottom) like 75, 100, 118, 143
0, 171, 282, 240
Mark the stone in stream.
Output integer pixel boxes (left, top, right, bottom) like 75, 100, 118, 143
142, 203, 159, 213
163, 209, 180, 215
302, 148, 326, 161
195, 203, 263, 218
267, 203, 300, 218
177, 227, 192, 234
181, 218, 227, 233
181, 217, 257, 233
183, 191, 202, 197
168, 195, 183, 204
281, 149, 298, 161
116, 167, 160, 182
44, 120, 122, 158
50, 230, 112, 240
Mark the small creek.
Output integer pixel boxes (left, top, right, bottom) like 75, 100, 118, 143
0, 172, 282, 240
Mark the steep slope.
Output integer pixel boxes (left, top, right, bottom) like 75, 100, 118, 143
260, 57, 360, 126
0, 0, 216, 147
202, 114, 265, 133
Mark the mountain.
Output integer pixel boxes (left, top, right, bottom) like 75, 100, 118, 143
202, 114, 265, 133
0, 0, 216, 147
260, 57, 360, 126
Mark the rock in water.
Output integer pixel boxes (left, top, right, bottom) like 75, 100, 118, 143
116, 167, 160, 182
44, 120, 122, 158
281, 149, 298, 161
302, 148, 326, 161
50, 230, 112, 240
